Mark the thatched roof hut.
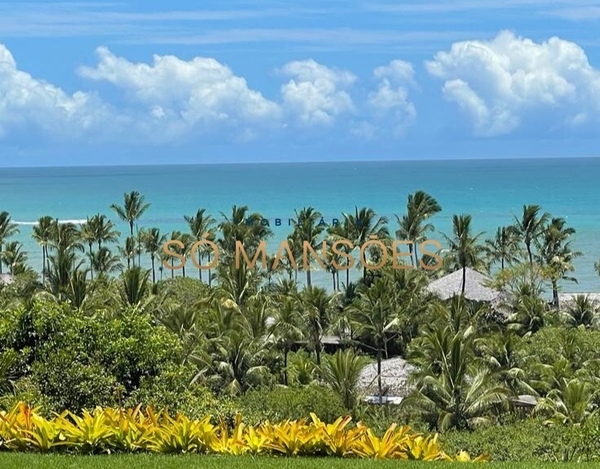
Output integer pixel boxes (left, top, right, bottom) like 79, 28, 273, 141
558, 293, 600, 306
357, 357, 415, 400
427, 267, 500, 302
0, 273, 14, 285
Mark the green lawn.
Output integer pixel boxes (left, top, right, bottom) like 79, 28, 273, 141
0, 454, 595, 469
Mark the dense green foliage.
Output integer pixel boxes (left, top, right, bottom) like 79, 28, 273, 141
0, 194, 599, 461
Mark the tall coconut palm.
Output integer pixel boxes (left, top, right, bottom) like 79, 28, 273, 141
110, 191, 151, 265
443, 214, 486, 295
300, 286, 335, 365
512, 204, 550, 268
218, 205, 272, 260
88, 213, 120, 250
345, 207, 388, 278
184, 208, 216, 282
327, 218, 354, 287
538, 217, 581, 309
270, 296, 303, 385
91, 247, 123, 278
484, 226, 520, 272
292, 207, 325, 287
140, 227, 166, 283
31, 215, 54, 282
80, 219, 97, 280
0, 211, 19, 275
396, 191, 441, 267
49, 220, 83, 255
347, 275, 401, 400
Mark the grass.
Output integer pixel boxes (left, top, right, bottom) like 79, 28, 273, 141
0, 454, 597, 469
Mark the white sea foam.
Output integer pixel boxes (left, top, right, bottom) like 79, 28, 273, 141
14, 219, 88, 226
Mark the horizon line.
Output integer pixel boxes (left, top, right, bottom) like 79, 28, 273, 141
2, 154, 600, 170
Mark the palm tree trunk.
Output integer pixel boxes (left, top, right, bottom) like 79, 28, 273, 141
0, 244, 3, 274
552, 280, 559, 309
461, 265, 466, 295
88, 243, 94, 281
377, 348, 383, 402
151, 255, 156, 283
284, 348, 289, 386
331, 272, 335, 291
42, 247, 46, 283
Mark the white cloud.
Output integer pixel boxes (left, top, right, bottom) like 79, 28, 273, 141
279, 59, 356, 126
78, 47, 281, 141
0, 42, 116, 141
426, 30, 600, 136
367, 60, 416, 137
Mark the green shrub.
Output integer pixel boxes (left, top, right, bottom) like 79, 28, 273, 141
237, 385, 347, 425
441, 417, 598, 462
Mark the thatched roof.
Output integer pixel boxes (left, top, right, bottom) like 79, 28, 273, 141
558, 293, 600, 305
0, 273, 14, 285
427, 267, 500, 302
357, 357, 415, 398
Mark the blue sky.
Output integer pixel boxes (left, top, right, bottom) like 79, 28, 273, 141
1, 0, 600, 166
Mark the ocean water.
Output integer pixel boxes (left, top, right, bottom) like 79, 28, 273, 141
1, 158, 599, 292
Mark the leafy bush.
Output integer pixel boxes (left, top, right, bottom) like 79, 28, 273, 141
0, 300, 182, 413
441, 417, 599, 462
0, 402, 486, 460
237, 385, 347, 425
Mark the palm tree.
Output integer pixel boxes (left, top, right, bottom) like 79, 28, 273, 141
184, 208, 216, 282
110, 191, 151, 265
484, 226, 520, 271
270, 296, 303, 385
300, 286, 335, 365
507, 291, 547, 335
320, 348, 370, 410
140, 227, 166, 283
0, 241, 27, 275
121, 266, 150, 306
292, 207, 325, 287
80, 219, 96, 280
0, 211, 19, 275
396, 191, 441, 267
538, 217, 581, 309
91, 247, 123, 278
327, 219, 355, 287
347, 275, 401, 400
31, 215, 54, 282
535, 378, 596, 426
88, 213, 120, 250
561, 295, 598, 328
218, 205, 272, 260
512, 204, 550, 268
403, 325, 508, 431
443, 214, 486, 294
345, 206, 388, 278
49, 220, 83, 255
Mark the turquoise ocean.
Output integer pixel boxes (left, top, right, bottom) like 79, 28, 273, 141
1, 158, 599, 293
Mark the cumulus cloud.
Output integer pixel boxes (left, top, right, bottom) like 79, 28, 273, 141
78, 47, 281, 141
0, 42, 116, 141
279, 59, 356, 126
425, 30, 600, 136
365, 59, 416, 137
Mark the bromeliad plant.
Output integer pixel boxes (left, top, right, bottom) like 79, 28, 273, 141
0, 403, 487, 461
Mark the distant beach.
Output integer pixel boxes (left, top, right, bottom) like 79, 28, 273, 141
1, 158, 600, 292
